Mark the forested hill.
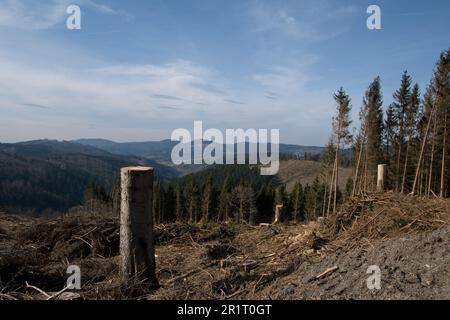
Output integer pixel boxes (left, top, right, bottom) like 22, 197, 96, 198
175, 164, 281, 189
0, 140, 177, 214
75, 138, 325, 162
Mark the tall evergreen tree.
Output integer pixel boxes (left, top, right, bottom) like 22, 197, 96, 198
392, 71, 412, 191
185, 179, 199, 222
328, 87, 352, 214
401, 83, 420, 192
201, 175, 214, 222
175, 184, 184, 221
365, 77, 384, 187
290, 181, 305, 222
217, 176, 232, 222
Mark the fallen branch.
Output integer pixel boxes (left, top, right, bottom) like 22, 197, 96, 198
47, 286, 69, 300
25, 282, 51, 299
315, 266, 338, 279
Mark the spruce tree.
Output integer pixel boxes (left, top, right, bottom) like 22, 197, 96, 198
392, 71, 412, 191
329, 88, 352, 214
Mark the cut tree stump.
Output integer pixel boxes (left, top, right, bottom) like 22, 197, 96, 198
120, 166, 158, 286
377, 164, 387, 192
273, 204, 283, 224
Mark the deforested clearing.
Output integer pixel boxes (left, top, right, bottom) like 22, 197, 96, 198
1, 192, 448, 300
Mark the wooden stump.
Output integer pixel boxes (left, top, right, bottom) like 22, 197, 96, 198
377, 164, 387, 192
274, 204, 283, 224
120, 166, 158, 286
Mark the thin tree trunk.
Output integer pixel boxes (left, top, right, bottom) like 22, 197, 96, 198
333, 141, 340, 213
440, 108, 447, 198
322, 180, 328, 216
428, 115, 438, 195
411, 106, 435, 195
401, 140, 410, 193
363, 144, 369, 193
395, 135, 403, 192
352, 139, 364, 196
327, 158, 337, 216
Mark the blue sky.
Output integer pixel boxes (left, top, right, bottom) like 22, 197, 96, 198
0, 0, 449, 145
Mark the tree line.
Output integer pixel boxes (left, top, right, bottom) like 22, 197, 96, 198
150, 174, 342, 225
323, 48, 449, 211
85, 164, 346, 225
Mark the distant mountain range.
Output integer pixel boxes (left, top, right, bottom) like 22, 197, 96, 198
74, 138, 325, 162
0, 140, 177, 213
0, 138, 325, 213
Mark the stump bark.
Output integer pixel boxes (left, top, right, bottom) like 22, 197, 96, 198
120, 166, 158, 286
377, 164, 387, 192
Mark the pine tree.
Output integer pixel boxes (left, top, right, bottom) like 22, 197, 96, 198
256, 181, 275, 223
434, 49, 450, 197
384, 104, 396, 188
392, 71, 412, 191
164, 185, 175, 222
401, 83, 420, 192
153, 181, 164, 224
185, 179, 199, 222
411, 49, 449, 196
201, 175, 214, 222
328, 87, 352, 214
365, 77, 384, 188
175, 184, 184, 221
232, 182, 257, 224
218, 176, 231, 222
290, 181, 305, 222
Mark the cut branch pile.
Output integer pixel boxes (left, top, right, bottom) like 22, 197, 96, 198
317, 192, 450, 250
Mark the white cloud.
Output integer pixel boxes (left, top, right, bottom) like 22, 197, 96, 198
0, 0, 132, 30
248, 0, 358, 40
0, 52, 336, 144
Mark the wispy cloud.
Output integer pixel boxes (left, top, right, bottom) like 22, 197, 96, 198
22, 103, 51, 109
156, 105, 179, 111
248, 0, 358, 40
264, 91, 279, 100
224, 98, 245, 105
151, 94, 183, 101
0, 0, 132, 30
189, 82, 228, 96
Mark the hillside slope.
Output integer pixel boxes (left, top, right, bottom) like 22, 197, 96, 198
277, 160, 353, 192
0, 140, 177, 213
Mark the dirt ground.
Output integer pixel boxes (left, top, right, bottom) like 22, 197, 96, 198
0, 193, 449, 300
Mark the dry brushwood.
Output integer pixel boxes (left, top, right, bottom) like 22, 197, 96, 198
317, 193, 450, 250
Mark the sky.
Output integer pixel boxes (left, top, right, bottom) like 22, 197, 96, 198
0, 0, 449, 145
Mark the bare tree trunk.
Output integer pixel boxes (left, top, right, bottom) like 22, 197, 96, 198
401, 140, 410, 193
418, 165, 422, 195
326, 158, 337, 216
363, 144, 369, 193
322, 181, 328, 216
428, 115, 438, 195
395, 134, 403, 192
411, 106, 435, 195
333, 140, 340, 213
440, 108, 447, 198
352, 140, 364, 197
